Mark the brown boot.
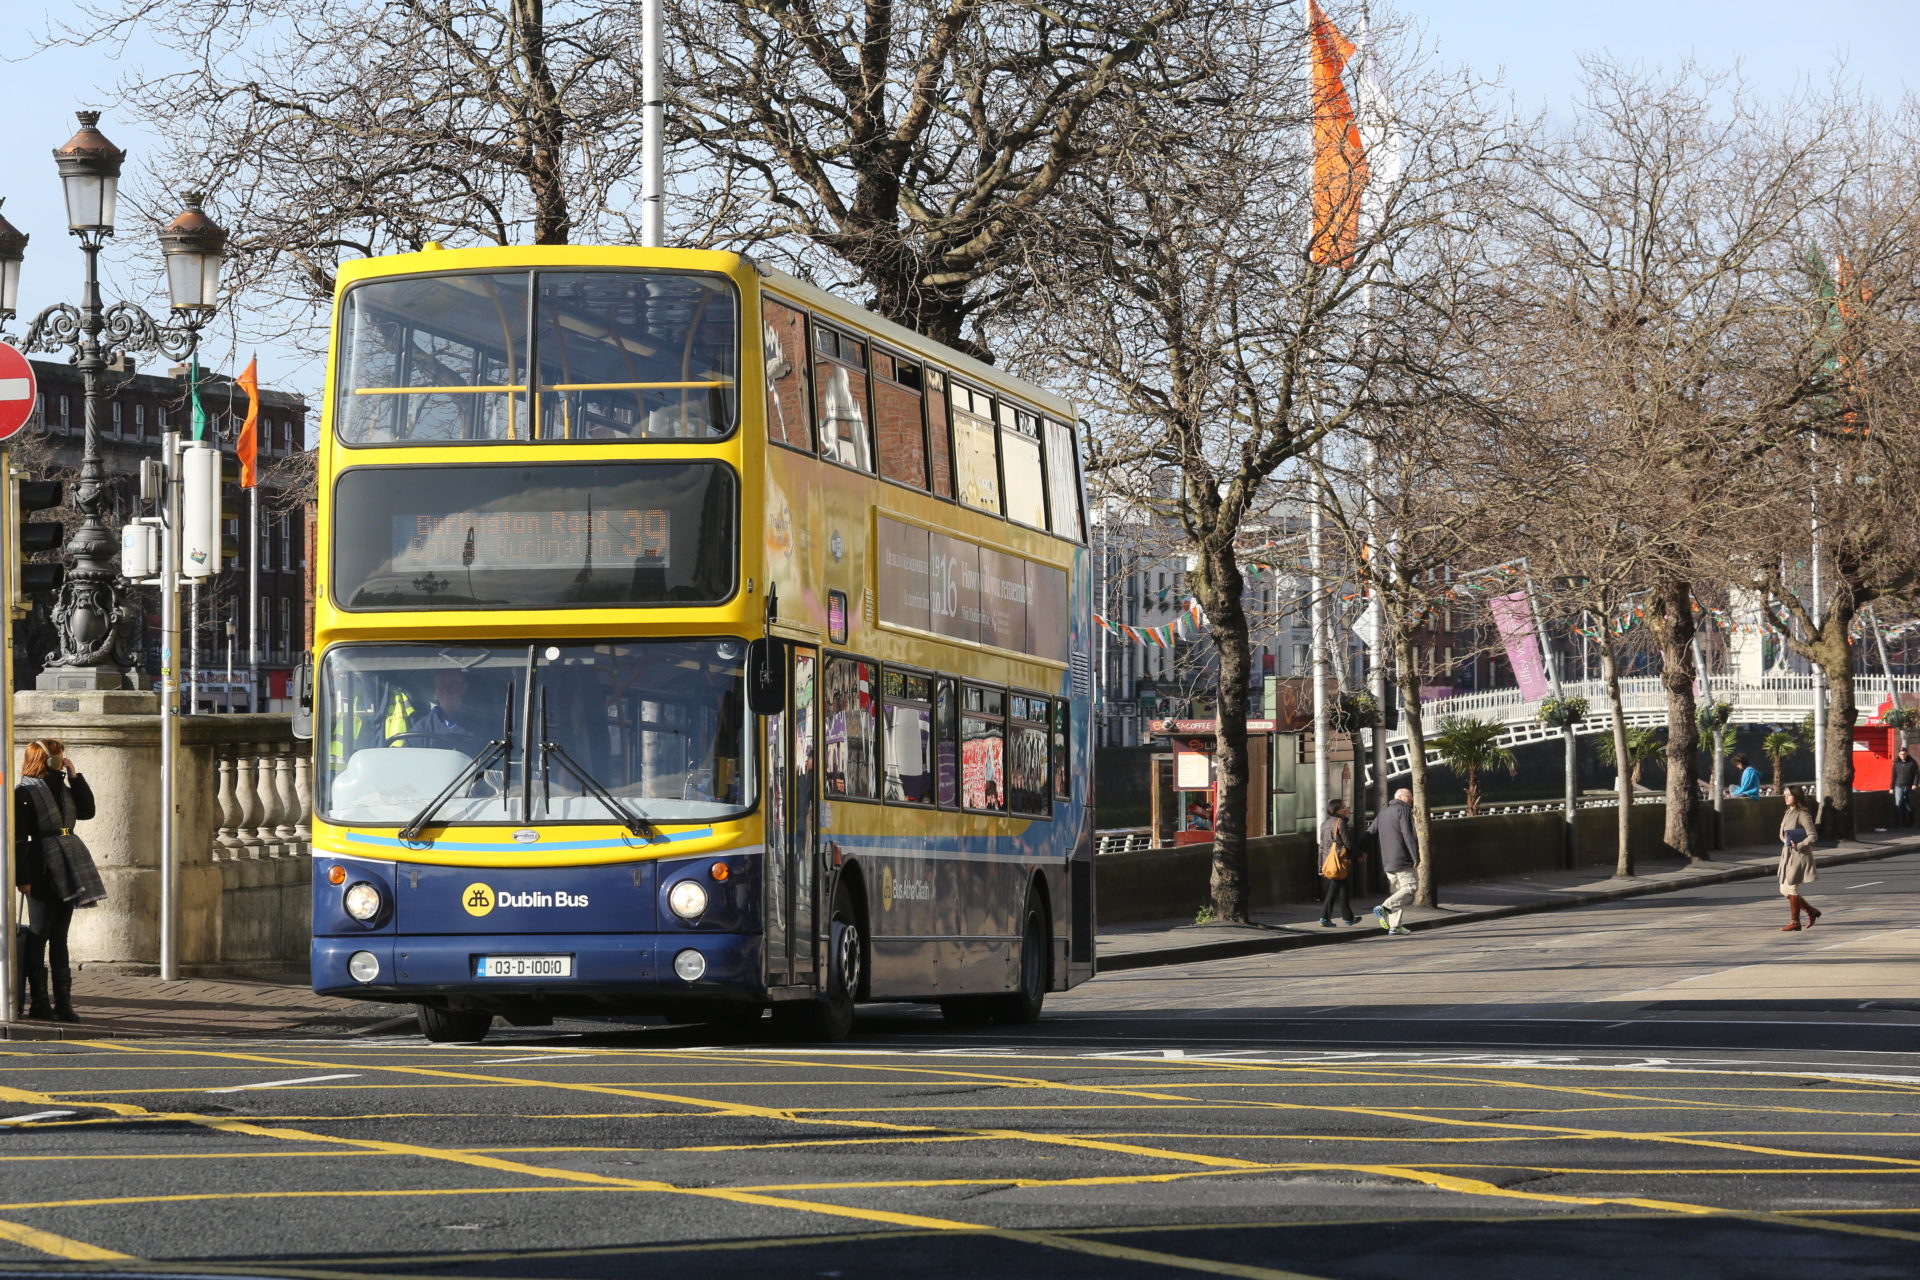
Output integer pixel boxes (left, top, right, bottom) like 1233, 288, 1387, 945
1803, 900, 1822, 928
1781, 895, 1803, 931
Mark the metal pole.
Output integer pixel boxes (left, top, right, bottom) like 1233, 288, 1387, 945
159, 432, 181, 981
1525, 576, 1577, 861
1695, 633, 1723, 846
188, 580, 200, 715
641, 0, 664, 248
249, 486, 260, 712
1309, 483, 1330, 825
0, 447, 16, 1021
1811, 504, 1826, 805
226, 626, 234, 714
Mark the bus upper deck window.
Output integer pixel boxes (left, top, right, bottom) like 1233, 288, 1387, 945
338, 273, 531, 444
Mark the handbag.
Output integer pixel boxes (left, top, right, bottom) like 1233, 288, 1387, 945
1320, 842, 1350, 880
1783, 827, 1806, 846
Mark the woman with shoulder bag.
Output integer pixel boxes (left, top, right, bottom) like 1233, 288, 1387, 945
1318, 799, 1359, 928
1776, 785, 1821, 932
14, 738, 104, 1021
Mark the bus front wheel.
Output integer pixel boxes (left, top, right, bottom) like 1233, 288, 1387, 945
417, 1004, 493, 1044
775, 879, 862, 1042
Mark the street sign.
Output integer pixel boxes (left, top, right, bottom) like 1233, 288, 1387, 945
0, 343, 36, 441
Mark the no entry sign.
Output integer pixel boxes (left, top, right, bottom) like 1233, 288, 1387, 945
0, 342, 36, 442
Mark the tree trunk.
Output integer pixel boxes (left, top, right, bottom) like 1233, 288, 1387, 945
1465, 768, 1481, 816
1394, 630, 1438, 907
1808, 617, 1859, 841
1648, 578, 1704, 860
1202, 549, 1253, 923
1772, 755, 1785, 795
514, 0, 574, 246
1601, 639, 1634, 877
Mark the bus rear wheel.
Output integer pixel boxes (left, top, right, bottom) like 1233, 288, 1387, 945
775, 879, 862, 1042
989, 900, 1049, 1026
416, 1004, 493, 1043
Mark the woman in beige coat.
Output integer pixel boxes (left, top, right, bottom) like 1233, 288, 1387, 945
1777, 785, 1822, 931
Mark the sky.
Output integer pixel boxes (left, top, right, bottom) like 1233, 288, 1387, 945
1, 0, 1915, 408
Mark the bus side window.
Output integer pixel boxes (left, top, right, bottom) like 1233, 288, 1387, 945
813, 326, 875, 473
926, 368, 954, 500
881, 667, 934, 803
874, 351, 929, 491
1044, 418, 1084, 540
1001, 405, 1047, 529
823, 654, 879, 799
1053, 699, 1071, 801
763, 298, 812, 452
961, 683, 1006, 811
935, 677, 959, 807
1008, 694, 1051, 817
951, 383, 1001, 515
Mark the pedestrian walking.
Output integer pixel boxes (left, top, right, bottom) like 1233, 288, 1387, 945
1367, 786, 1420, 935
1776, 784, 1821, 932
1729, 753, 1762, 799
1893, 748, 1918, 826
1317, 799, 1359, 928
13, 738, 104, 1022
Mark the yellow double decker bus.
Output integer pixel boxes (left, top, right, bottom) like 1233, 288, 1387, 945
302, 245, 1095, 1041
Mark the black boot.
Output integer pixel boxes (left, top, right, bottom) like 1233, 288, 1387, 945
17, 931, 53, 1020
49, 957, 77, 1024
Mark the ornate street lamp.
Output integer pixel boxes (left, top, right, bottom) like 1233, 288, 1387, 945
8, 111, 226, 690
0, 202, 25, 322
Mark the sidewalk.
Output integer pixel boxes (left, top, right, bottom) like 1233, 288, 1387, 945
0, 975, 401, 1041
1096, 828, 1920, 971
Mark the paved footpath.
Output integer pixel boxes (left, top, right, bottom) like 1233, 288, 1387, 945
1098, 827, 1920, 969
4, 827, 1917, 1041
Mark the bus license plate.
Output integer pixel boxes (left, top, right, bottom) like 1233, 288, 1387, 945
474, 955, 573, 979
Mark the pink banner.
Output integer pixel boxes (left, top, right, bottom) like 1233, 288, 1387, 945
1489, 591, 1551, 700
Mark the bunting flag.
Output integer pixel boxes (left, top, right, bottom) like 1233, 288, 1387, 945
188, 358, 209, 441
1307, 0, 1369, 268
235, 356, 261, 487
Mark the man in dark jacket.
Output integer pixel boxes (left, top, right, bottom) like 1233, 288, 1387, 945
1366, 787, 1420, 935
1895, 748, 1918, 827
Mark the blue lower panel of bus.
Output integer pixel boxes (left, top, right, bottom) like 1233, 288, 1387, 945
311, 930, 760, 1005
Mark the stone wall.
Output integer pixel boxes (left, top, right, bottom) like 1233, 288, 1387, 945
15, 691, 311, 977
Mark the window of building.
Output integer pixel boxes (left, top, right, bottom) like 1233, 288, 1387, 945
277, 597, 290, 650
822, 654, 878, 800
156, 405, 168, 432
960, 683, 1005, 811
1000, 404, 1047, 529
280, 518, 293, 572
259, 598, 270, 649
135, 403, 148, 438
762, 298, 812, 452
872, 350, 928, 490
950, 383, 1000, 514
935, 677, 958, 807
58, 396, 70, 431
33, 394, 44, 427
881, 668, 934, 804
925, 368, 954, 500
812, 325, 873, 472
1007, 694, 1051, 817
111, 401, 123, 436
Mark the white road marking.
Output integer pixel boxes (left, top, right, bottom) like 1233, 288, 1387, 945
1848, 881, 1884, 888
0, 1111, 74, 1124
205, 1074, 360, 1093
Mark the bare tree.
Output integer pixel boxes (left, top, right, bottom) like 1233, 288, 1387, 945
1509, 60, 1851, 861
1031, 8, 1514, 921
665, 0, 1197, 356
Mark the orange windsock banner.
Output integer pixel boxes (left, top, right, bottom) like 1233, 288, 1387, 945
236, 357, 260, 488
1309, 0, 1368, 268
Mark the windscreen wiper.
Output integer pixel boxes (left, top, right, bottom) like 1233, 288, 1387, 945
398, 681, 514, 844
539, 732, 662, 844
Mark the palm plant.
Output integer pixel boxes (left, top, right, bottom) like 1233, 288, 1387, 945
1596, 726, 1664, 791
1430, 715, 1517, 815
1762, 729, 1801, 795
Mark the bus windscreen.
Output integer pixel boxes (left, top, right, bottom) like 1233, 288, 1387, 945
331, 462, 736, 609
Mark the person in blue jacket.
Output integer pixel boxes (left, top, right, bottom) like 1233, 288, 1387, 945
1729, 753, 1762, 799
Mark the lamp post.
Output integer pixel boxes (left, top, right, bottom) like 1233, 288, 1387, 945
3, 112, 228, 690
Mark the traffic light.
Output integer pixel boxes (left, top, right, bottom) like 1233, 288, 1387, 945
11, 475, 64, 614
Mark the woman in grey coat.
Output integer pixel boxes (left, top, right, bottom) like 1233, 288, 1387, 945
1777, 785, 1821, 931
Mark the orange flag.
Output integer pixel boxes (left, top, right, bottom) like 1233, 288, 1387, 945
1308, 0, 1369, 269
235, 356, 260, 487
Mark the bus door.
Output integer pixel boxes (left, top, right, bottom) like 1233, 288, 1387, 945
764, 644, 819, 987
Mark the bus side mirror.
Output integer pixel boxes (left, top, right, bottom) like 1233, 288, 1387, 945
291, 657, 314, 741
746, 638, 786, 716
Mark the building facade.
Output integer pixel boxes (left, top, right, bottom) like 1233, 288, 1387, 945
16, 357, 310, 709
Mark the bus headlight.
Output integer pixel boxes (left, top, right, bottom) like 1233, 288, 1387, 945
668, 880, 708, 920
348, 951, 381, 983
673, 949, 707, 982
344, 882, 385, 922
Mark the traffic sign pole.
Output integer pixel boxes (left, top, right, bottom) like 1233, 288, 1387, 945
0, 446, 14, 1022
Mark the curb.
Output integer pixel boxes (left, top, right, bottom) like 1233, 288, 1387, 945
1094, 837, 1920, 973
0, 1021, 159, 1041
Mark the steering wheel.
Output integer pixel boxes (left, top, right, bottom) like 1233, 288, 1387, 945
383, 730, 469, 749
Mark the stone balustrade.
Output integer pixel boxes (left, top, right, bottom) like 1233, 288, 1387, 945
14, 690, 314, 976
